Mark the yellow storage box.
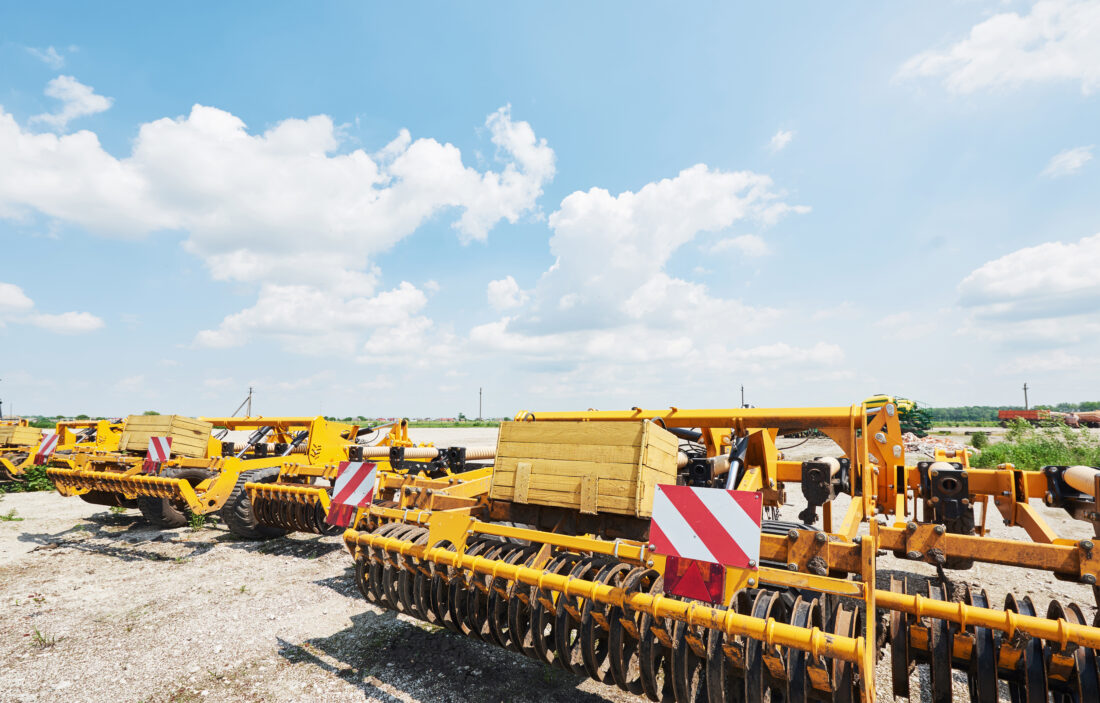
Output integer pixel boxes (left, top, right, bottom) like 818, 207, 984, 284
489, 420, 679, 518
118, 415, 212, 458
0, 425, 43, 446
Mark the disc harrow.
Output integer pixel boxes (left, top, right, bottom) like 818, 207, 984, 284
349, 515, 1100, 701
349, 524, 871, 702
249, 482, 340, 535
341, 404, 1100, 701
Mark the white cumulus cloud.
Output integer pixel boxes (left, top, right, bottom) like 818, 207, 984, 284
0, 83, 555, 354
1042, 145, 1094, 177
898, 0, 1100, 94
0, 282, 103, 333
487, 276, 529, 310
0, 282, 35, 313
30, 75, 113, 130
194, 281, 430, 354
769, 129, 794, 152
959, 232, 1100, 321
28, 311, 105, 334
471, 165, 828, 380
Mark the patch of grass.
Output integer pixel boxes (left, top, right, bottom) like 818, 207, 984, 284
30, 627, 58, 648
0, 508, 23, 521
973, 419, 1100, 469
970, 431, 990, 449
3, 465, 55, 493
108, 505, 127, 514
187, 513, 209, 531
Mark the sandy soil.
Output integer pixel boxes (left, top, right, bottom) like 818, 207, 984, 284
0, 429, 1093, 702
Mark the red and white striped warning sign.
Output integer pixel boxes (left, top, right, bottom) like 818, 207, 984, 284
650, 485, 762, 569
141, 436, 173, 474
33, 432, 59, 465
325, 461, 378, 528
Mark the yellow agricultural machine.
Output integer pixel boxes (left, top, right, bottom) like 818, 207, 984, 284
47, 413, 494, 539
47, 414, 215, 508
343, 402, 1100, 702
0, 418, 121, 481
48, 414, 348, 532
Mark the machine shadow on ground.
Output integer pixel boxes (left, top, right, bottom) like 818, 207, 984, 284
15, 506, 346, 563
279, 609, 615, 703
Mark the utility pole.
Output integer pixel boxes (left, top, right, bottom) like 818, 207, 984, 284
0, 377, 4, 420
1023, 382, 1029, 410
740, 384, 745, 408
479, 387, 483, 421
247, 386, 253, 417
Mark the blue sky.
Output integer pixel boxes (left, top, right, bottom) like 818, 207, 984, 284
1, 1, 1098, 417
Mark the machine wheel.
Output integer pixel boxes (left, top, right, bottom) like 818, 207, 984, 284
136, 467, 215, 528
221, 467, 288, 540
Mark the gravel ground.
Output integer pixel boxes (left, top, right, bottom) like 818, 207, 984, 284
0, 429, 1094, 702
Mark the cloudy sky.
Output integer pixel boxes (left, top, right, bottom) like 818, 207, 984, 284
1, 2, 1098, 417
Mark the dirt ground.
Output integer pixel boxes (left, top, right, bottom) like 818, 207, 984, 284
0, 429, 1095, 702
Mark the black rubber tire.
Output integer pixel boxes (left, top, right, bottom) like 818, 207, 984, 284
220, 467, 288, 540
136, 467, 216, 528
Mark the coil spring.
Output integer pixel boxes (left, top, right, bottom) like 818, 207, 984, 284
251, 493, 341, 536
353, 523, 863, 702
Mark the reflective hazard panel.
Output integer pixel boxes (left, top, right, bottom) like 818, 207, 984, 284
663, 554, 726, 604
650, 485, 762, 568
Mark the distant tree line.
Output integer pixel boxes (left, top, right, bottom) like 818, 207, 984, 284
927, 402, 1100, 423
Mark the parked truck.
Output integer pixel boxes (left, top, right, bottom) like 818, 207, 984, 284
998, 409, 1050, 426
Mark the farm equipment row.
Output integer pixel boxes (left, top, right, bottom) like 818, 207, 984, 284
42, 413, 494, 538
10, 398, 1100, 701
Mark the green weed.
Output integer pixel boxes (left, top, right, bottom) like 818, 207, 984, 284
970, 431, 989, 449
4, 465, 55, 493
187, 513, 209, 531
30, 627, 57, 648
0, 508, 22, 521
973, 420, 1100, 469
109, 505, 127, 515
